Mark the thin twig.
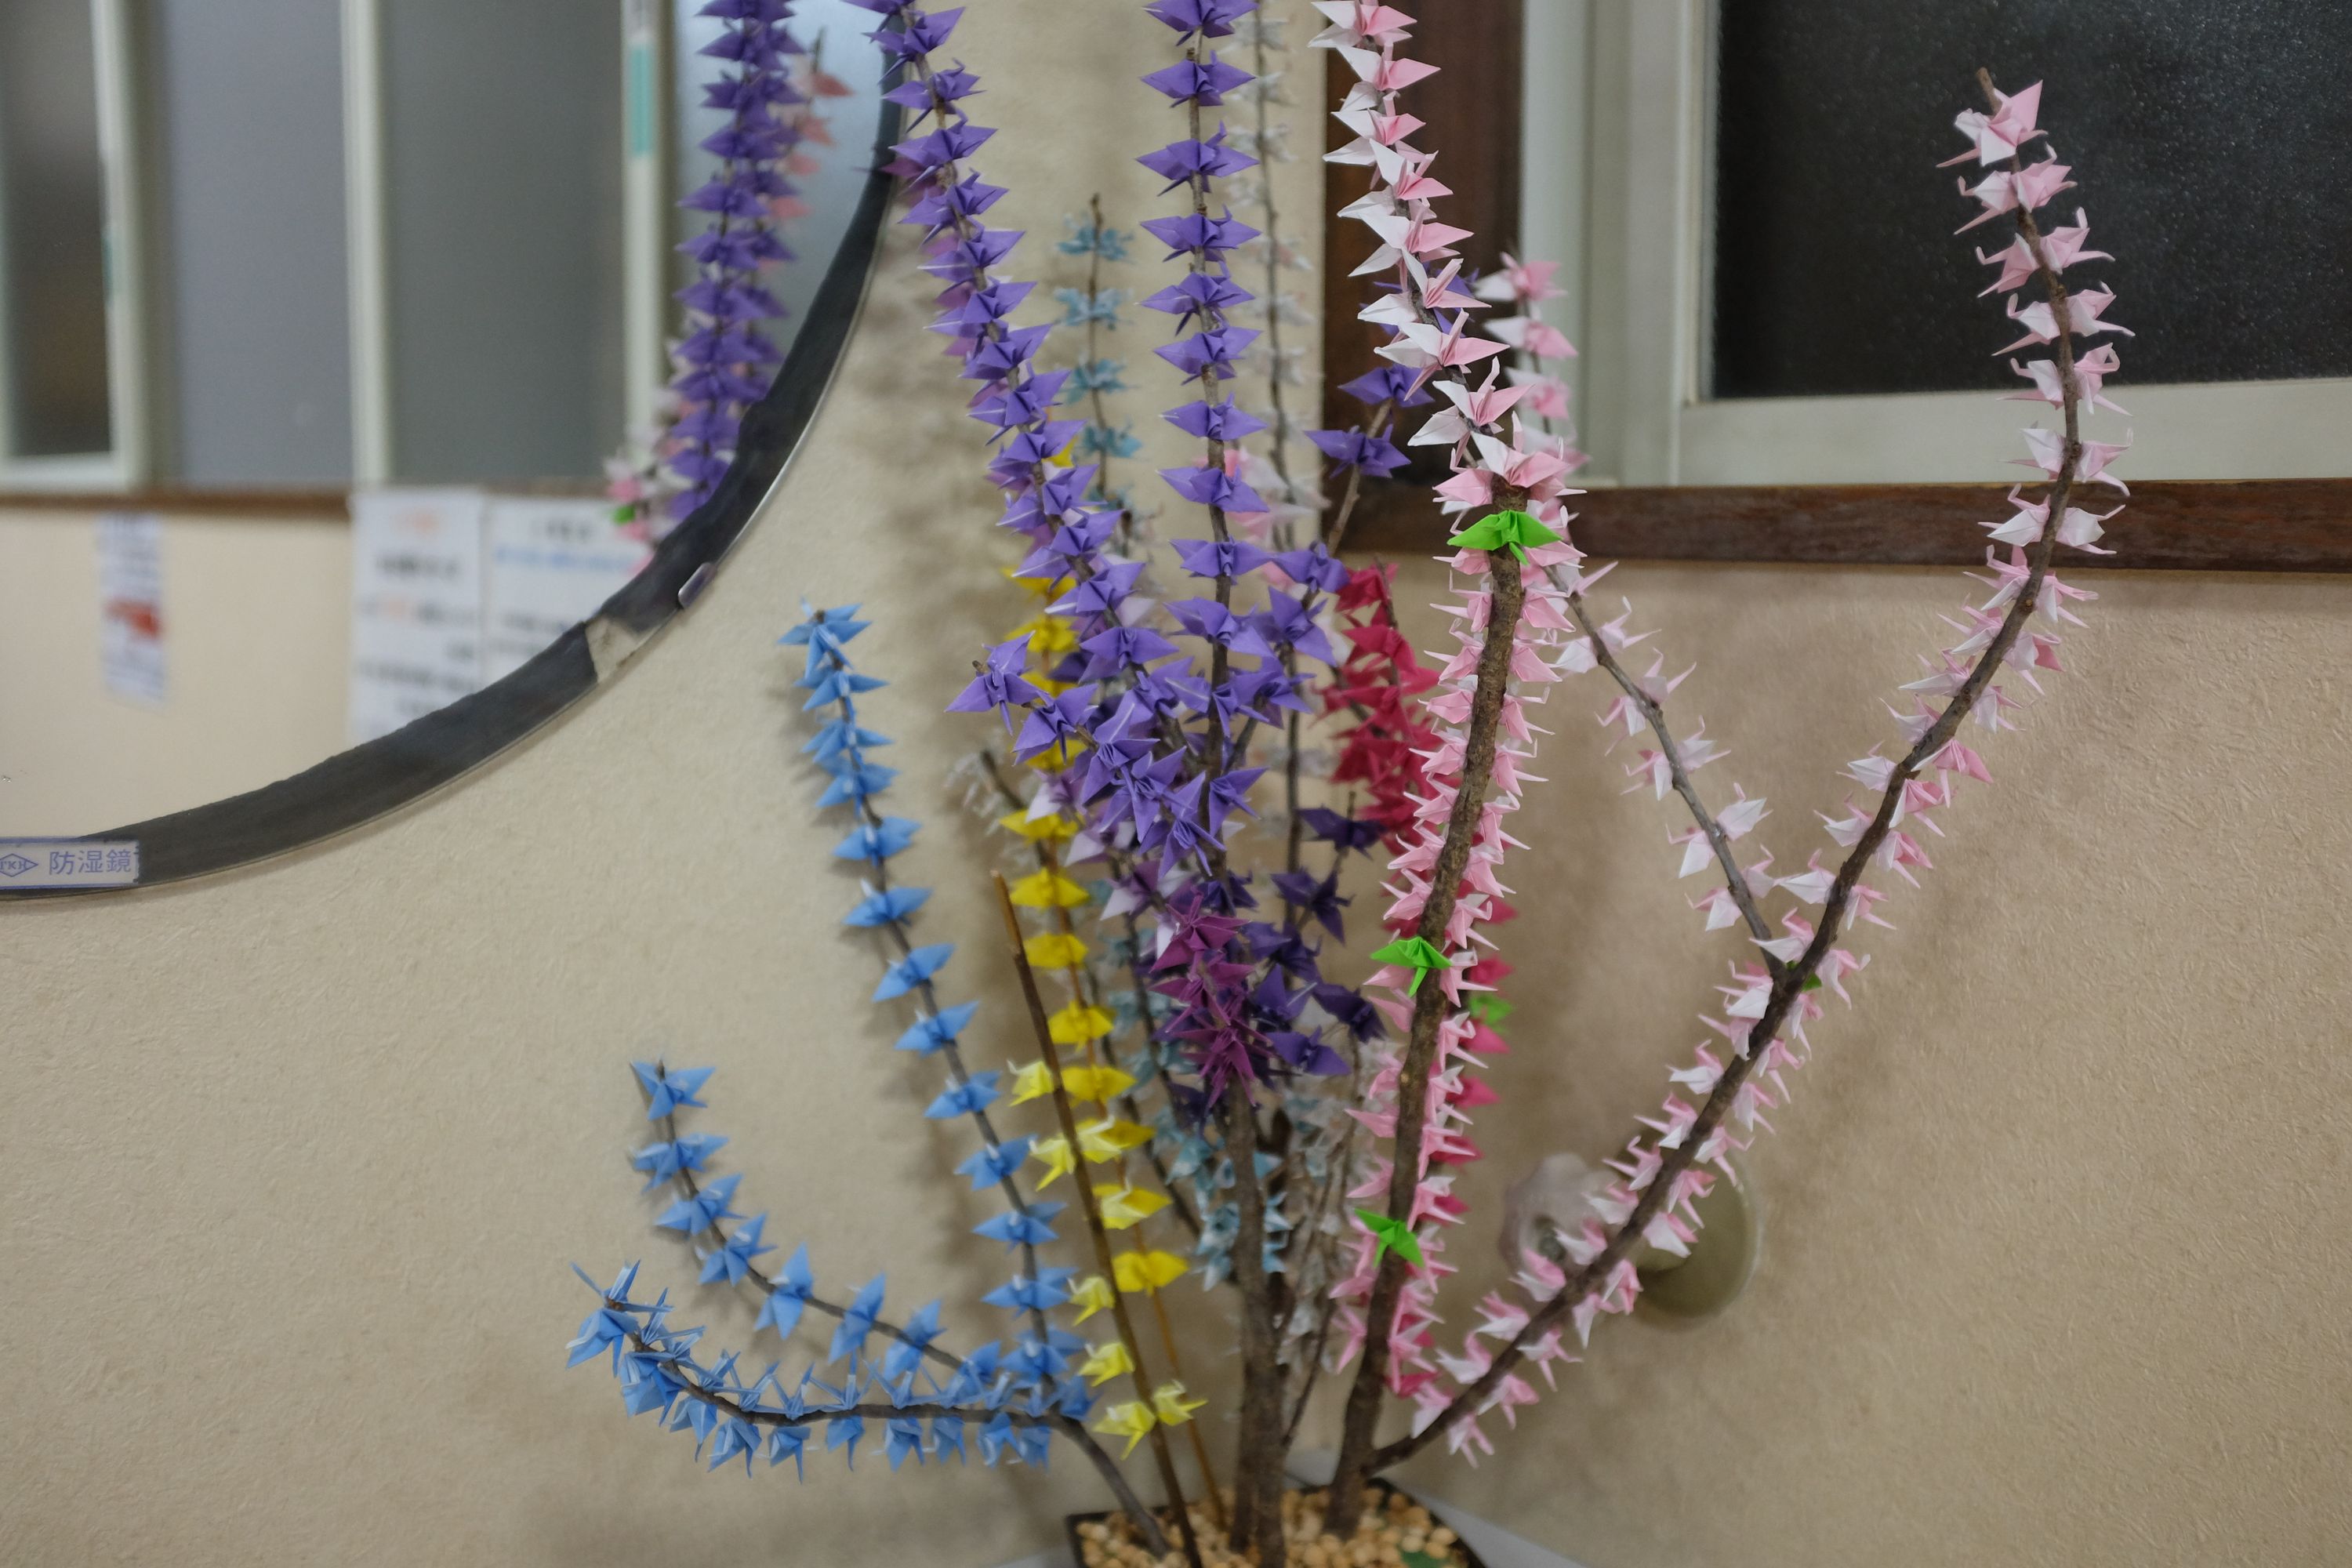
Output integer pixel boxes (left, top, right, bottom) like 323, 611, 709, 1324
1499, 274, 1769, 960
1247, 14, 1303, 550
610, 1320, 1164, 1541
1325, 539, 1529, 1525
982, 743, 1229, 1510
1171, 32, 1288, 1557
808, 647, 1056, 1354
993, 874, 1206, 1568
1081, 191, 1131, 525
644, 1095, 1160, 1530
1559, 586, 1779, 960
1279, 1116, 1359, 1446
1033, 847, 1229, 1530
1224, 1087, 1290, 1568
975, 750, 1205, 1240
654, 1105, 960, 1375
1320, 399, 1396, 554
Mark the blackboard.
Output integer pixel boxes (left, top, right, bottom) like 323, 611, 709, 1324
1709, 0, 2352, 398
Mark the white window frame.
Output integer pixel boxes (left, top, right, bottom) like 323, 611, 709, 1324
1529, 0, 2352, 488
0, 0, 151, 490
339, 0, 393, 486
622, 0, 674, 436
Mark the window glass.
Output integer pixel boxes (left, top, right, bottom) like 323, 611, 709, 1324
383, 0, 626, 481
0, 0, 113, 459
151, 0, 353, 483
1710, 0, 2352, 399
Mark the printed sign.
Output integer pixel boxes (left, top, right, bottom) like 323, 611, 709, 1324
0, 840, 140, 889
481, 498, 652, 684
347, 489, 487, 744
96, 513, 166, 704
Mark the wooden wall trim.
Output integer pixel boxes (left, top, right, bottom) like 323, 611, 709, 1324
0, 481, 613, 520
1341, 477, 2352, 573
0, 487, 352, 518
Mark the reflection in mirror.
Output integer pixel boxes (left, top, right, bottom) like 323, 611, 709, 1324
149, 0, 351, 484
0, 0, 880, 852
0, 0, 114, 466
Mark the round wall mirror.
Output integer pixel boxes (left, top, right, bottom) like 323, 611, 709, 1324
0, 0, 892, 895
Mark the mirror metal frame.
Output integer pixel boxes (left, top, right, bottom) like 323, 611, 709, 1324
0, 100, 902, 900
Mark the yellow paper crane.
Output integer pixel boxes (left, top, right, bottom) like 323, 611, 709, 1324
1008, 611, 1076, 659
1059, 1063, 1136, 1103
1022, 931, 1090, 969
1111, 1248, 1189, 1294
1007, 1060, 1058, 1106
1029, 1134, 1076, 1188
1047, 1000, 1116, 1044
1094, 1183, 1171, 1230
1076, 1115, 1152, 1163
1149, 1381, 1206, 1427
1008, 869, 1091, 911
1009, 1062, 1134, 1109
1069, 1274, 1116, 1324
1077, 1339, 1137, 1387
998, 564, 1071, 599
996, 809, 1080, 843
1091, 1399, 1156, 1457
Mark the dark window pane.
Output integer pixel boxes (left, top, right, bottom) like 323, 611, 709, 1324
383, 0, 625, 483
0, 0, 113, 458
1710, 0, 2352, 399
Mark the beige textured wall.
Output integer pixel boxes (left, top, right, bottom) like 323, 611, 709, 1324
0, 508, 350, 835
5, 5, 2350, 1568
1374, 562, 2352, 1565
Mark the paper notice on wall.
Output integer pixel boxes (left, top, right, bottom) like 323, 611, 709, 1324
347, 488, 486, 744
481, 497, 652, 685
96, 512, 166, 705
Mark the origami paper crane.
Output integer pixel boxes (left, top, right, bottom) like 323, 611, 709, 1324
1368, 935, 1453, 994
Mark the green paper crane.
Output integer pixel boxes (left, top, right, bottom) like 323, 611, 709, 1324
1466, 993, 1513, 1025
1368, 935, 1453, 996
1353, 1208, 1426, 1269
1445, 507, 1562, 562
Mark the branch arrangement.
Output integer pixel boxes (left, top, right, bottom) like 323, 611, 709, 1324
566, 4, 2129, 1563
